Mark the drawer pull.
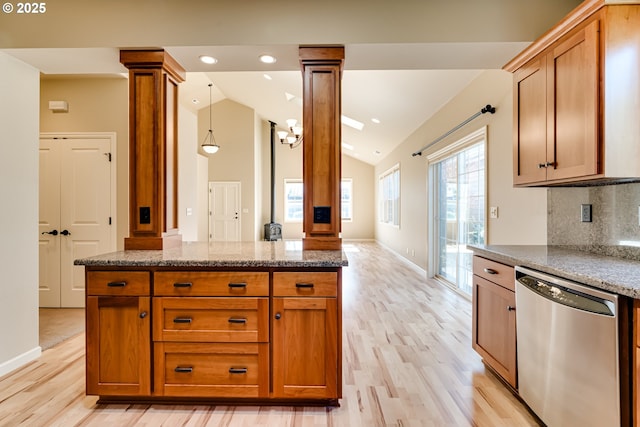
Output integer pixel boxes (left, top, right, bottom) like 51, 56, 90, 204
174, 366, 193, 373
228, 282, 247, 289
173, 317, 193, 324
173, 282, 193, 288
107, 281, 126, 287
295, 283, 314, 289
229, 367, 248, 374
228, 317, 247, 324
507, 305, 515, 311
483, 268, 498, 275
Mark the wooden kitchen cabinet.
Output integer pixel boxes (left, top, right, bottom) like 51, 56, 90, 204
512, 19, 599, 185
507, 1, 640, 186
472, 257, 517, 389
272, 272, 340, 400
85, 271, 151, 396
84, 266, 342, 403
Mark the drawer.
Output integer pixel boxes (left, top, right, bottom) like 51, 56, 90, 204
86, 271, 150, 296
273, 272, 338, 297
154, 342, 269, 397
153, 297, 268, 342
154, 271, 268, 296
472, 256, 515, 292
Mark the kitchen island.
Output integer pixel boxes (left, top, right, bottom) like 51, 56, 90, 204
75, 240, 348, 405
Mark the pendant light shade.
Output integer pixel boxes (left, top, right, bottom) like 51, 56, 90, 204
201, 83, 220, 154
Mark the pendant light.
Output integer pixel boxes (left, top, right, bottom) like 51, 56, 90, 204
201, 83, 220, 154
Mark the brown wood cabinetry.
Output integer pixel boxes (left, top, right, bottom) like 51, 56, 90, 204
506, 1, 640, 186
472, 256, 517, 389
85, 267, 341, 404
272, 272, 340, 399
85, 271, 151, 396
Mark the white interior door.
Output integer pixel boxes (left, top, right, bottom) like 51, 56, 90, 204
209, 182, 241, 242
39, 134, 114, 308
39, 140, 62, 307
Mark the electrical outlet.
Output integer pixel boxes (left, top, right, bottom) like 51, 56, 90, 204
581, 204, 592, 222
490, 206, 498, 219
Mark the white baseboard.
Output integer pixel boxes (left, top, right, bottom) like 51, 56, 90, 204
374, 240, 427, 276
0, 346, 41, 378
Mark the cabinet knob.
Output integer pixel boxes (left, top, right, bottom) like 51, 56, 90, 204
139, 311, 148, 319
274, 313, 281, 320
507, 305, 515, 311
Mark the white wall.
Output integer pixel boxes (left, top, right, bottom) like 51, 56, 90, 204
374, 70, 547, 270
0, 53, 41, 375
178, 105, 208, 241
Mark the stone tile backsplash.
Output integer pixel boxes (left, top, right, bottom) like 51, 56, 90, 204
547, 182, 640, 260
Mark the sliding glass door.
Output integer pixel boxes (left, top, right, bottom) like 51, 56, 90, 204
431, 132, 485, 295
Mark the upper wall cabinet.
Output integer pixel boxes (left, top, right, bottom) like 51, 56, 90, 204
505, 1, 640, 186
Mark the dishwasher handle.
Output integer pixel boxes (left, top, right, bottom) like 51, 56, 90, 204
517, 275, 615, 317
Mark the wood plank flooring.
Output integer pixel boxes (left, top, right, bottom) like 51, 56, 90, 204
0, 242, 540, 426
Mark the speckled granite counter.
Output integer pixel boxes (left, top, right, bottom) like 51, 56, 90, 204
469, 244, 640, 299
74, 240, 348, 268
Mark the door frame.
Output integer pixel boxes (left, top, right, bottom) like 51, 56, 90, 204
40, 132, 117, 252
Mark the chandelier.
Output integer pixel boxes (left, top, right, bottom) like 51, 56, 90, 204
277, 119, 303, 148
201, 83, 220, 154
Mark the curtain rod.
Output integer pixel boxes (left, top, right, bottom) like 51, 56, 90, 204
411, 104, 496, 157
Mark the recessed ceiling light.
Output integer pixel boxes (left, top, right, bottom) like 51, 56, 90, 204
342, 142, 354, 151
192, 98, 200, 105
199, 55, 218, 65
263, 73, 273, 80
371, 118, 380, 124
259, 54, 277, 64
374, 150, 382, 156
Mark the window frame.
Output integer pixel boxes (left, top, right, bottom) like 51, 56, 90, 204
378, 163, 400, 228
284, 178, 354, 223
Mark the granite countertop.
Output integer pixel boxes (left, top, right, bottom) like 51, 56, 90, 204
469, 244, 640, 298
74, 240, 348, 269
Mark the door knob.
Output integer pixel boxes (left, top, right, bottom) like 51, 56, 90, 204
41, 230, 58, 236
60, 229, 71, 236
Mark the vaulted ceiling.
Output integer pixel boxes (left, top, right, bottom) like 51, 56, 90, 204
0, 0, 582, 164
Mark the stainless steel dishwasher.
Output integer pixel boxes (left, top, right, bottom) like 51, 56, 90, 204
515, 266, 620, 427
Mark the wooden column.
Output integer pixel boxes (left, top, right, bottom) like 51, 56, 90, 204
120, 49, 185, 250
300, 46, 345, 251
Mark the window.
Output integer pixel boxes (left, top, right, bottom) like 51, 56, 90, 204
429, 127, 486, 295
284, 179, 353, 223
379, 164, 400, 227
341, 179, 353, 222
284, 180, 303, 222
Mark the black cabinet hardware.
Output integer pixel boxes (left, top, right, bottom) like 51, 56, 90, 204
173, 282, 193, 288
107, 281, 126, 287
295, 283, 314, 288
228, 282, 247, 288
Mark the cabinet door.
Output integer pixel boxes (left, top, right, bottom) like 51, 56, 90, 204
86, 296, 151, 396
546, 19, 600, 182
513, 56, 548, 185
272, 297, 338, 399
472, 275, 517, 388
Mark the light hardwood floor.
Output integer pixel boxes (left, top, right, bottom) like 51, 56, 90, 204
0, 242, 540, 426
